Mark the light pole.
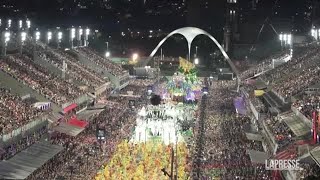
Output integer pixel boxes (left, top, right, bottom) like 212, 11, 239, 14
2, 31, 10, 56
70, 28, 76, 49
26, 19, 31, 29
84, 28, 90, 47
57, 31, 63, 48
195, 46, 198, 58
18, 20, 23, 29
7, 19, 11, 29
35, 31, 40, 42
78, 28, 83, 46
20, 31, 27, 54
105, 41, 110, 58
47, 31, 52, 44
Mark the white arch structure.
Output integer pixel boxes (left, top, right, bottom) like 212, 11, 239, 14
142, 27, 240, 91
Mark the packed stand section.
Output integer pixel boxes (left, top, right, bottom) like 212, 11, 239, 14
76, 47, 125, 77
27, 78, 151, 180
239, 51, 288, 80
0, 54, 83, 105
293, 94, 320, 120
265, 117, 295, 151
259, 45, 320, 98
0, 88, 44, 135
35, 45, 108, 89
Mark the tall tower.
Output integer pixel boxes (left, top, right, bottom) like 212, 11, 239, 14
224, 0, 239, 52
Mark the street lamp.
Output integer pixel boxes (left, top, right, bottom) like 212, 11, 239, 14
194, 58, 199, 65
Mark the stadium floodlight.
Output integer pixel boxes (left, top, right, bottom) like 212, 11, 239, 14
132, 53, 139, 62
26, 19, 31, 28
194, 58, 199, 65
71, 28, 76, 39
7, 19, 11, 28
86, 28, 90, 35
287, 34, 292, 45
105, 51, 110, 58
35, 31, 40, 41
279, 34, 283, 41
79, 28, 83, 36
47, 31, 52, 41
58, 32, 63, 40
21, 32, 27, 42
4, 31, 10, 43
19, 20, 22, 29
0, 19, 1, 26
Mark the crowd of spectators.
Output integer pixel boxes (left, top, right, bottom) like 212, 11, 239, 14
293, 94, 320, 120
265, 117, 294, 151
258, 45, 320, 98
191, 81, 271, 179
239, 51, 288, 80
0, 54, 83, 105
26, 79, 151, 179
76, 47, 125, 77
35, 45, 108, 89
0, 88, 44, 135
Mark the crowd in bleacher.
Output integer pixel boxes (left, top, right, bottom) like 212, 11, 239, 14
26, 79, 151, 180
0, 88, 44, 135
0, 54, 83, 105
76, 47, 125, 77
239, 51, 288, 80
293, 94, 320, 120
35, 46, 108, 89
265, 117, 294, 151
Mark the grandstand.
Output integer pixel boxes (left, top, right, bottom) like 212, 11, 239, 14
240, 42, 320, 179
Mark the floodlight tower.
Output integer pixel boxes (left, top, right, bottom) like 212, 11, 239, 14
77, 27, 83, 47
57, 31, 63, 48
35, 31, 40, 43
84, 28, 90, 47
20, 31, 27, 54
1, 30, 10, 56
7, 19, 12, 29
70, 27, 76, 49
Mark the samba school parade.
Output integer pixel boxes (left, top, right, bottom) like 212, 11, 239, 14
95, 57, 206, 179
